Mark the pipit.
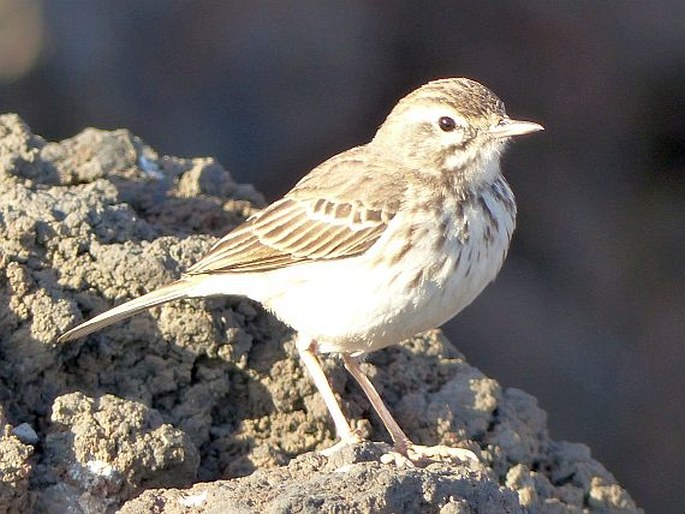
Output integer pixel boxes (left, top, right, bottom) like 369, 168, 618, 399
58, 78, 543, 463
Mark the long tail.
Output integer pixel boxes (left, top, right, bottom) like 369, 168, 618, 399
57, 280, 194, 342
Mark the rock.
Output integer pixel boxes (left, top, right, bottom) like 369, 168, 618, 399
0, 114, 642, 512
38, 392, 199, 512
119, 443, 521, 514
0, 406, 34, 513
11, 422, 39, 445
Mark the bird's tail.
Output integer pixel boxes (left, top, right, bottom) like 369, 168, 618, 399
57, 280, 193, 343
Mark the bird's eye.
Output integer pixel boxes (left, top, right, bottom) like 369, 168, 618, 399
438, 116, 457, 132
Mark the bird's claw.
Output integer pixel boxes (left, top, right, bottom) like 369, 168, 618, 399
381, 444, 480, 468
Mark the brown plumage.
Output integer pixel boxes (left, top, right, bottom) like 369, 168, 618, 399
58, 78, 542, 463
186, 148, 405, 274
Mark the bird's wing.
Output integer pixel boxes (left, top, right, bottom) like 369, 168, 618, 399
186, 148, 406, 275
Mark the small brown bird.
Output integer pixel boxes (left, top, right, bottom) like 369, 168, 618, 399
59, 78, 543, 462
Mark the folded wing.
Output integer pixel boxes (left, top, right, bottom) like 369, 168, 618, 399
186, 151, 405, 275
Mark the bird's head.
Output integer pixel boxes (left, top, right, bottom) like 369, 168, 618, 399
372, 78, 543, 187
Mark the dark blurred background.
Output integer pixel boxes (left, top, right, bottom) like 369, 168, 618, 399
1, 1, 682, 512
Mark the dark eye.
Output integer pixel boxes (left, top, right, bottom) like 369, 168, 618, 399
438, 116, 457, 132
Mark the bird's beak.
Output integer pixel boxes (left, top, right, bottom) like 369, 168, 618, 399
489, 119, 544, 139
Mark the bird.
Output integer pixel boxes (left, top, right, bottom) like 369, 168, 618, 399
58, 77, 543, 463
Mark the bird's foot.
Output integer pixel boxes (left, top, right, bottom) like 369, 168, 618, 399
319, 431, 365, 457
380, 443, 480, 468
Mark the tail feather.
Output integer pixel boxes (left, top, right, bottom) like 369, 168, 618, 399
57, 280, 192, 342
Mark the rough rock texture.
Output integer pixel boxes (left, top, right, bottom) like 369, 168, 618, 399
120, 443, 519, 514
0, 114, 642, 513
39, 392, 199, 512
0, 406, 33, 513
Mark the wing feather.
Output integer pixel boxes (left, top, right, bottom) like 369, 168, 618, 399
185, 148, 406, 275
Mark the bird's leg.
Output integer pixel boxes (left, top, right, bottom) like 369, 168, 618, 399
297, 337, 362, 454
342, 353, 479, 466
341, 353, 412, 453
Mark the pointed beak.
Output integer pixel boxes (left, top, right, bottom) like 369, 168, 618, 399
489, 118, 544, 139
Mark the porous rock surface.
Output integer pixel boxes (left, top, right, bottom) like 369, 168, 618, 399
0, 114, 641, 513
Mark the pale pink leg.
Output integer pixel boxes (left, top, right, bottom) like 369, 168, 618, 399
342, 353, 479, 466
297, 337, 361, 451
341, 353, 411, 453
